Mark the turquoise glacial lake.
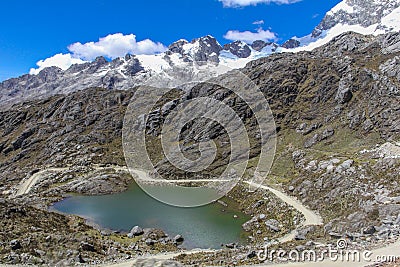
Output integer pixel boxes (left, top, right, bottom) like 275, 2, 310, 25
51, 182, 249, 249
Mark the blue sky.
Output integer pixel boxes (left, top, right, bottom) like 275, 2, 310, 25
0, 0, 341, 81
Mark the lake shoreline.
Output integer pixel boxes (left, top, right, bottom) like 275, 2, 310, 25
50, 180, 251, 250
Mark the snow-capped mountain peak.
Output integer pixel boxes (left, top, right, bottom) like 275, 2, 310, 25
223, 41, 251, 58
312, 0, 400, 38
181, 35, 223, 63
282, 0, 400, 52
1, 0, 400, 107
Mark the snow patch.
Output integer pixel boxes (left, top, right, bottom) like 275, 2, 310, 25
136, 54, 171, 73
381, 6, 400, 31
219, 44, 279, 68
287, 23, 379, 53
327, 1, 355, 16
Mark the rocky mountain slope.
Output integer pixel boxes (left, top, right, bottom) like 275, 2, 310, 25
286, 0, 400, 50
0, 30, 399, 265
162, 31, 400, 266
1, 0, 399, 109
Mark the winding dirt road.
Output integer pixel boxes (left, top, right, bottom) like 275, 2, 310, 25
245, 181, 323, 243
105, 249, 217, 267
13, 167, 399, 267
15, 167, 69, 196
14, 165, 129, 197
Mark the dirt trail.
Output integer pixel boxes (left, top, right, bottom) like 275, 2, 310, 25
105, 249, 217, 267
14, 165, 129, 197
15, 167, 68, 196
11, 167, 399, 267
245, 181, 323, 243
106, 175, 326, 267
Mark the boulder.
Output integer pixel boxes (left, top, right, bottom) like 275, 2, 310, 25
80, 242, 95, 252
295, 230, 307, 240
247, 251, 257, 258
395, 214, 400, 225
292, 150, 305, 162
145, 238, 155, 246
336, 160, 354, 173
225, 242, 236, 249
34, 249, 46, 257
130, 258, 183, 267
242, 216, 258, 232
10, 239, 22, 250
328, 232, 343, 238
265, 219, 280, 232
173, 234, 184, 243
252, 200, 264, 208
295, 226, 315, 240
75, 253, 85, 263
143, 228, 167, 239
304, 128, 335, 148
336, 88, 353, 104
259, 214, 266, 220
129, 226, 144, 236
377, 227, 391, 239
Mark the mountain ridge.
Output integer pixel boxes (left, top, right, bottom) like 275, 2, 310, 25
1, 0, 400, 108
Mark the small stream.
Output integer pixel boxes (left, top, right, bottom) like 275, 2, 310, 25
51, 182, 250, 249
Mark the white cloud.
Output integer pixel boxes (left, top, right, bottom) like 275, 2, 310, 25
29, 33, 167, 75
219, 0, 301, 8
224, 28, 277, 43
68, 33, 167, 61
312, 13, 320, 19
29, 53, 86, 75
252, 20, 265, 25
